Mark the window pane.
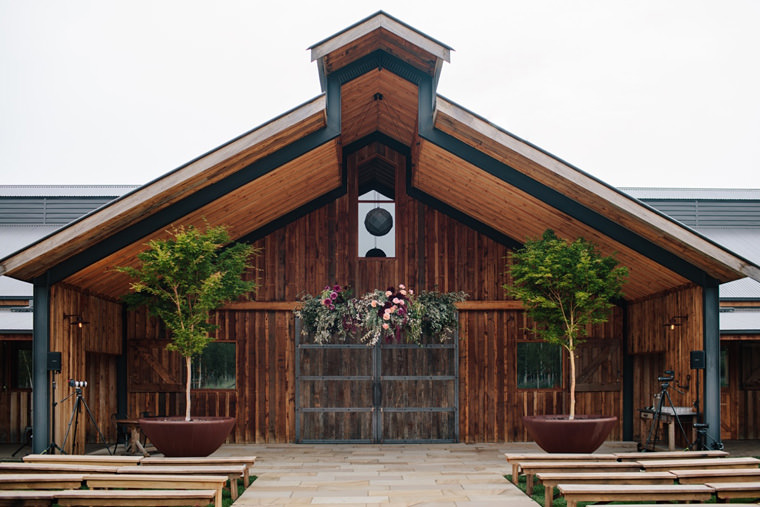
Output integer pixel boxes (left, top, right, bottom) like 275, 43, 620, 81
13, 342, 33, 389
192, 342, 235, 389
517, 341, 562, 389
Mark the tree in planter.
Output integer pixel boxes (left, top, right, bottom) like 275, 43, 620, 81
117, 224, 258, 421
506, 229, 627, 419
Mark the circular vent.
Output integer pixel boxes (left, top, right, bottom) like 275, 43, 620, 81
364, 207, 393, 236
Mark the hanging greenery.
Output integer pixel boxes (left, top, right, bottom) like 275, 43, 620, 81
295, 284, 467, 346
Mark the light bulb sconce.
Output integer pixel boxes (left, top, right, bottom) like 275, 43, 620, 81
664, 315, 688, 331
63, 313, 89, 328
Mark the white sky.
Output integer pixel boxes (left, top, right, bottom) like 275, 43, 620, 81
1, 0, 759, 189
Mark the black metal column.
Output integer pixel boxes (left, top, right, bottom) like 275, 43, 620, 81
32, 279, 50, 453
703, 282, 723, 449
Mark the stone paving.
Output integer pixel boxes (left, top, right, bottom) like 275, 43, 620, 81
222, 442, 573, 506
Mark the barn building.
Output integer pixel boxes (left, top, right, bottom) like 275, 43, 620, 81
1, 12, 759, 453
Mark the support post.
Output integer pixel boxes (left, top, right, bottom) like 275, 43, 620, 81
703, 282, 723, 449
32, 279, 50, 453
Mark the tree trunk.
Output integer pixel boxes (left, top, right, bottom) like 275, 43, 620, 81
185, 355, 192, 421
569, 348, 576, 420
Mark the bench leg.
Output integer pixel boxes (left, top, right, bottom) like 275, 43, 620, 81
243, 469, 250, 488
215, 486, 223, 507
230, 477, 239, 501
545, 484, 554, 507
512, 464, 520, 485
526, 473, 534, 496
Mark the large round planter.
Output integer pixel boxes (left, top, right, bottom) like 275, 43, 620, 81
138, 416, 235, 457
522, 415, 617, 453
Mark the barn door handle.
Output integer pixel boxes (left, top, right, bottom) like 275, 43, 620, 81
373, 382, 382, 407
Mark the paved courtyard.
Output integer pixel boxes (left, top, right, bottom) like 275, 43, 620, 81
221, 442, 635, 506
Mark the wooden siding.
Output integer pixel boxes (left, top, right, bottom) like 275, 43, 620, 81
720, 340, 760, 439
119, 144, 625, 443
48, 284, 122, 453
627, 285, 704, 444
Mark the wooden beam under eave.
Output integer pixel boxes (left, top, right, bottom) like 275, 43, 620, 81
433, 97, 760, 285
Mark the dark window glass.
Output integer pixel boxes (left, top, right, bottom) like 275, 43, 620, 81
191, 342, 235, 389
517, 341, 562, 389
9, 341, 33, 389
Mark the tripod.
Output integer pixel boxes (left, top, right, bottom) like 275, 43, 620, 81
642, 370, 690, 451
59, 383, 112, 454
43, 375, 65, 454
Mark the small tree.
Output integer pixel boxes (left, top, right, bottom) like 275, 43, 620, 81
506, 229, 627, 419
117, 224, 258, 421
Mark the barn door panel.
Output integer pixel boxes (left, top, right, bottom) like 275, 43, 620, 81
575, 338, 622, 392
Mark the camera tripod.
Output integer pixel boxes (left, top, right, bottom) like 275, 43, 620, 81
642, 370, 691, 451
57, 382, 111, 454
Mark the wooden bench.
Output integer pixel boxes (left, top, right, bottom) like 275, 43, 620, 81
705, 481, 760, 502
518, 461, 642, 495
536, 471, 675, 507
116, 464, 246, 501
673, 467, 760, 484
615, 449, 729, 461
0, 463, 120, 474
0, 490, 56, 506
54, 488, 218, 506
84, 474, 227, 507
557, 483, 714, 507
637, 456, 760, 472
140, 455, 256, 486
23, 454, 143, 466
0, 474, 84, 490
504, 453, 617, 485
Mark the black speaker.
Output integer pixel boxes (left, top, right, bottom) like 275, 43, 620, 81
47, 351, 62, 372
690, 350, 706, 370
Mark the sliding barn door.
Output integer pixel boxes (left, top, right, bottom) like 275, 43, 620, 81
296, 323, 458, 443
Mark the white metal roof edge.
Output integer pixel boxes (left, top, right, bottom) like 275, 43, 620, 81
310, 11, 451, 63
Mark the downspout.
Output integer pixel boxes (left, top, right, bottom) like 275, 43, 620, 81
703, 282, 723, 449
32, 278, 50, 453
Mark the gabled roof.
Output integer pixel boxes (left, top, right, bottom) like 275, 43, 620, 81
1, 12, 759, 302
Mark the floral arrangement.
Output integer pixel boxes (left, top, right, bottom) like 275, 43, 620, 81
295, 284, 467, 346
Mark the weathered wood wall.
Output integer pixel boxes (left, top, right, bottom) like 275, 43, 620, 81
121, 143, 625, 443
626, 284, 704, 444
720, 338, 760, 439
48, 284, 122, 453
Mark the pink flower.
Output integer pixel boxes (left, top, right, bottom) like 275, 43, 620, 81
398, 300, 404, 305
371, 300, 377, 308
382, 323, 389, 330
409, 289, 414, 295
400, 289, 407, 296
399, 284, 406, 290
385, 290, 392, 297
383, 312, 390, 320
323, 299, 331, 306
393, 297, 400, 304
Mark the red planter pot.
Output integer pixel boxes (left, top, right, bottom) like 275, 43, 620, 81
522, 415, 617, 453
138, 416, 235, 457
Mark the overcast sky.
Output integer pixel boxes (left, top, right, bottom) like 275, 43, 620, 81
1, 1, 759, 189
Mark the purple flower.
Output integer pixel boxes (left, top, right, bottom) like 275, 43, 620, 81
334, 285, 341, 291
323, 299, 332, 306
330, 292, 338, 300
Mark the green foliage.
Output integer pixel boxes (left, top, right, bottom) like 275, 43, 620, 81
117, 224, 259, 358
506, 229, 628, 352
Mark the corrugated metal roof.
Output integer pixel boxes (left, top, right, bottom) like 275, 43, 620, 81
623, 188, 760, 200
0, 185, 138, 197
720, 278, 760, 299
